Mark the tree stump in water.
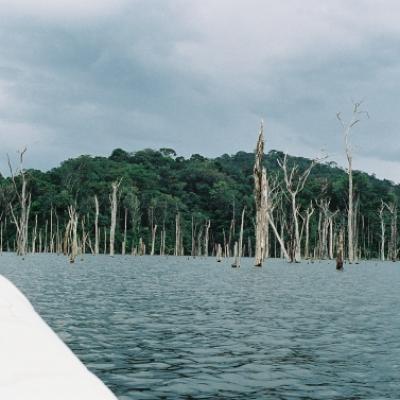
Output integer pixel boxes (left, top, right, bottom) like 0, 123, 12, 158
336, 229, 344, 270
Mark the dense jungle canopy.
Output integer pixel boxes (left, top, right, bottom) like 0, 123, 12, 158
0, 147, 398, 258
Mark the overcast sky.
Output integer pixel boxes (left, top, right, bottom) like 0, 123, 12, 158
0, 0, 399, 181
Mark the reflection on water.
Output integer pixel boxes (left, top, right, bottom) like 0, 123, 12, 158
0, 254, 399, 399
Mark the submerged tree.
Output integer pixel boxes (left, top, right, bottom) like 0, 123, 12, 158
278, 153, 321, 262
174, 211, 184, 256
336, 228, 344, 270
253, 122, 268, 267
384, 201, 397, 262
378, 200, 386, 261
109, 179, 122, 256
8, 148, 31, 256
337, 101, 368, 263
232, 207, 245, 268
94, 195, 100, 255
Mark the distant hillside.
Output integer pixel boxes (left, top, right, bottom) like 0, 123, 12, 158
0, 147, 398, 258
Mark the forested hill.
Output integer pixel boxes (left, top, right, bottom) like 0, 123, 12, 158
0, 147, 398, 257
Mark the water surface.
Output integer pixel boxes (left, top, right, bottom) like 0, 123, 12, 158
0, 254, 399, 399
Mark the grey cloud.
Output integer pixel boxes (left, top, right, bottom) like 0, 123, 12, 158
0, 1, 399, 182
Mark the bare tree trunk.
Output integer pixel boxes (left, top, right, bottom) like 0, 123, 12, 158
204, 219, 211, 256
348, 160, 354, 263
232, 208, 245, 268
38, 229, 42, 253
254, 123, 268, 266
379, 201, 385, 261
68, 205, 78, 263
216, 243, 222, 262
94, 195, 100, 255
304, 202, 314, 259
247, 236, 252, 258
31, 214, 38, 254
385, 201, 397, 261
8, 148, 31, 256
232, 242, 238, 267
160, 225, 166, 256
191, 216, 196, 257
329, 217, 334, 260
278, 154, 321, 262
50, 206, 54, 253
227, 219, 234, 258
122, 207, 127, 255
317, 199, 335, 260
336, 228, 344, 270
151, 224, 158, 256
56, 213, 61, 254
81, 218, 87, 255
353, 197, 360, 262
175, 212, 183, 256
268, 210, 290, 261
222, 229, 227, 258
196, 226, 203, 257
103, 227, 107, 255
139, 237, 146, 255
44, 219, 48, 253
337, 102, 367, 263
109, 180, 121, 256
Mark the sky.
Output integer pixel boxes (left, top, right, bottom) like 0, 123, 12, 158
0, 0, 399, 181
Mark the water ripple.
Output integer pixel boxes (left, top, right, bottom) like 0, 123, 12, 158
0, 255, 399, 399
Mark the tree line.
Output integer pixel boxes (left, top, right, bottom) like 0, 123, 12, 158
0, 127, 398, 263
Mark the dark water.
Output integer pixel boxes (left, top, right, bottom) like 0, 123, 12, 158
0, 254, 399, 399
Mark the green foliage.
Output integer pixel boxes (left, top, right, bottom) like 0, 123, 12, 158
0, 147, 398, 257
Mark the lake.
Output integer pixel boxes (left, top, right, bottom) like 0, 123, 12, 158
0, 254, 399, 399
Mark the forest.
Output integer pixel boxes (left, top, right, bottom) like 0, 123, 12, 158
0, 138, 398, 263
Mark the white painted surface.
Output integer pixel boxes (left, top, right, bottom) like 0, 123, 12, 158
0, 275, 117, 400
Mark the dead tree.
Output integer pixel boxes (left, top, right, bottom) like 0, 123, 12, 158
378, 200, 385, 261
336, 228, 344, 270
303, 202, 314, 259
328, 210, 339, 260
266, 177, 290, 261
174, 212, 184, 256
384, 201, 397, 262
67, 205, 78, 263
94, 195, 100, 255
31, 214, 38, 254
56, 212, 61, 254
204, 219, 211, 256
8, 148, 31, 256
44, 219, 48, 252
129, 193, 141, 255
191, 215, 196, 257
216, 243, 222, 262
150, 223, 158, 256
160, 223, 166, 256
103, 227, 107, 254
317, 199, 331, 259
196, 225, 203, 256
109, 179, 122, 256
50, 206, 54, 253
122, 208, 128, 255
38, 229, 42, 253
353, 196, 360, 261
337, 101, 368, 263
149, 203, 158, 256
253, 122, 268, 266
232, 208, 245, 268
278, 153, 322, 262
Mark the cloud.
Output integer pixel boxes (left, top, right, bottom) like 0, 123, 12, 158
0, 0, 399, 181
0, 0, 129, 21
